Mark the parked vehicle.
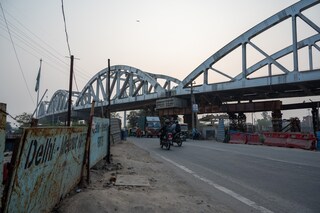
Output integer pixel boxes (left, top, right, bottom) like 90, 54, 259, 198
137, 116, 161, 137
179, 123, 188, 141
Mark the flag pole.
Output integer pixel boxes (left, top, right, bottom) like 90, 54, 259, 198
36, 59, 42, 118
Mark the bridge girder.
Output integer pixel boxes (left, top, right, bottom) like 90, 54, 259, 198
179, 0, 320, 90
38, 0, 320, 120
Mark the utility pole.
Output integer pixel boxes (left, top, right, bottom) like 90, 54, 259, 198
106, 59, 111, 163
67, 55, 74, 127
191, 82, 194, 132
191, 81, 197, 131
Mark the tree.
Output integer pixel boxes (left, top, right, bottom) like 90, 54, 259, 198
15, 112, 32, 127
5, 122, 12, 132
256, 111, 272, 131
111, 112, 121, 119
127, 110, 139, 128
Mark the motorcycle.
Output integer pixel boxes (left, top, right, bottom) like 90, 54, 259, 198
172, 132, 183, 147
160, 132, 173, 150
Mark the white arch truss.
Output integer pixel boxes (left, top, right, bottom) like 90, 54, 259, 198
178, 0, 320, 92
74, 65, 181, 110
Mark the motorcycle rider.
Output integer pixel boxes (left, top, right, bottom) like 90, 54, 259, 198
171, 120, 181, 140
160, 119, 171, 144
174, 120, 181, 134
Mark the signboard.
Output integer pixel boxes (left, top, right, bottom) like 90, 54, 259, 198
4, 127, 87, 213
192, 104, 199, 112
90, 117, 109, 167
156, 97, 187, 109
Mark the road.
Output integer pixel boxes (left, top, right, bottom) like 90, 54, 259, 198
128, 137, 320, 213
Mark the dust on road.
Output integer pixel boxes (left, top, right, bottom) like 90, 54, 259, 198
55, 140, 230, 213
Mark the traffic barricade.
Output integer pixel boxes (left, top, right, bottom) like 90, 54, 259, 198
263, 132, 287, 147
286, 133, 316, 150
229, 132, 247, 144
247, 133, 263, 145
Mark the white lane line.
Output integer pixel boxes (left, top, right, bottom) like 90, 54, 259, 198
187, 143, 319, 168
159, 155, 274, 213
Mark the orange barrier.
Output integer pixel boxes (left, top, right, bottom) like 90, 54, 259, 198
229, 132, 247, 144
247, 133, 263, 145
228, 131, 316, 151
263, 132, 288, 147
286, 133, 316, 150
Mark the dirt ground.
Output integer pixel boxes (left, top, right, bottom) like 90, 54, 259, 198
54, 140, 227, 213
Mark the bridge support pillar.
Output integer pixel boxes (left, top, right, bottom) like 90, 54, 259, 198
272, 110, 282, 132
183, 114, 192, 130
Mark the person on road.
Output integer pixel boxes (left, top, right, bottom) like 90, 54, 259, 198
160, 119, 171, 143
174, 120, 181, 134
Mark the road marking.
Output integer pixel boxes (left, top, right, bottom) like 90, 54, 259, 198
159, 155, 274, 213
187, 143, 320, 168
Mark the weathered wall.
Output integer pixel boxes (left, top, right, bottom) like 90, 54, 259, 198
2, 117, 109, 213
90, 117, 109, 167
0, 103, 6, 210
110, 118, 121, 144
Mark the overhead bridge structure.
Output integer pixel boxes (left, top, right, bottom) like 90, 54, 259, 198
38, 0, 320, 129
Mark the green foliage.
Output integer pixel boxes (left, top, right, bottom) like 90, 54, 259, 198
256, 111, 272, 131
127, 110, 140, 128
111, 112, 121, 119
15, 112, 32, 127
6, 122, 12, 132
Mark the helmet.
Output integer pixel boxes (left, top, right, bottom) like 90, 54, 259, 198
165, 119, 170, 124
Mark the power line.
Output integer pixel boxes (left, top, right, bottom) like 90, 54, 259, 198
61, 0, 72, 56
1, 2, 93, 97
0, 17, 92, 82
0, 10, 92, 80
0, 2, 35, 105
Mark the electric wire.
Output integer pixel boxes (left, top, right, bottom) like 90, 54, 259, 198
61, 0, 72, 56
0, 17, 92, 81
60, 0, 81, 92
0, 2, 35, 105
1, 2, 95, 100
0, 32, 75, 80
3, 3, 83, 94
0, 10, 92, 80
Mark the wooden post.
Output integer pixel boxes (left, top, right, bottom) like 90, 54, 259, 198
67, 55, 74, 126
106, 59, 111, 163
82, 100, 95, 184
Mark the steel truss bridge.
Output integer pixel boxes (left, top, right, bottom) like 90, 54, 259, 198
38, 0, 320, 125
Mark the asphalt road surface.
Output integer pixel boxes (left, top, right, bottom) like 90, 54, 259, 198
128, 137, 320, 213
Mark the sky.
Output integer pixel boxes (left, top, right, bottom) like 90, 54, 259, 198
0, 0, 320, 126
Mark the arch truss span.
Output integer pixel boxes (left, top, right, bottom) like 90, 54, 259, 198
38, 89, 81, 118
178, 0, 320, 99
75, 65, 181, 110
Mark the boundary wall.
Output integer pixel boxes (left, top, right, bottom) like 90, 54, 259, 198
2, 117, 109, 213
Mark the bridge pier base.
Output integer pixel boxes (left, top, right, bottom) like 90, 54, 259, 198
272, 110, 282, 132
183, 114, 198, 130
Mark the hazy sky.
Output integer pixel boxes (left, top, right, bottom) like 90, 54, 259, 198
1, 0, 320, 125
